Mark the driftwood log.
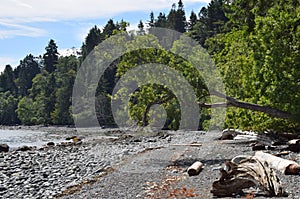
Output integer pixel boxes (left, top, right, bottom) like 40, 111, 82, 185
254, 151, 300, 175
211, 156, 284, 197
187, 161, 203, 176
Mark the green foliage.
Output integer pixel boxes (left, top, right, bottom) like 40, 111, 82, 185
208, 0, 300, 130
0, 92, 19, 125
1, 0, 300, 133
189, 0, 229, 47
51, 56, 78, 124
148, 0, 187, 32
17, 97, 39, 125
14, 54, 40, 96
81, 25, 104, 59
113, 33, 213, 130
0, 65, 17, 95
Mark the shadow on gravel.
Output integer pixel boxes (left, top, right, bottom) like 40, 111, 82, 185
171, 158, 227, 167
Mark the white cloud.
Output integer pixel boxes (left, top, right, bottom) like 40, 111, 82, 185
0, 21, 47, 39
0, 0, 209, 22
0, 0, 209, 39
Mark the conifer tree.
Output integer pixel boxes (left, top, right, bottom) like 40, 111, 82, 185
43, 39, 59, 73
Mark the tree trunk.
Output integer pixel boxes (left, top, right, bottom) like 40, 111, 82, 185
199, 90, 296, 121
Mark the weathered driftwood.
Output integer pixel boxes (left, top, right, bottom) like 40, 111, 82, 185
254, 151, 300, 175
187, 161, 203, 176
211, 156, 284, 197
220, 129, 258, 141
170, 143, 202, 147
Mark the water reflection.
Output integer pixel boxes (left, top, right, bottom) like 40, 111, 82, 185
0, 129, 65, 149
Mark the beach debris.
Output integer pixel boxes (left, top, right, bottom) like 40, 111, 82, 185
220, 129, 258, 141
144, 176, 199, 199
288, 139, 300, 152
170, 143, 202, 147
65, 136, 82, 144
187, 161, 203, 176
252, 144, 275, 151
254, 151, 300, 175
211, 155, 284, 197
274, 151, 290, 157
66, 135, 77, 140
0, 143, 9, 152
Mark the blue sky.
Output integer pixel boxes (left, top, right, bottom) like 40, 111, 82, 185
0, 0, 209, 72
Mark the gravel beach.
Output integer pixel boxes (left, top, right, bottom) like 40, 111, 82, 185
0, 126, 299, 199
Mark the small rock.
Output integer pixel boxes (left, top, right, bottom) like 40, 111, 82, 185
252, 144, 266, 151
47, 142, 55, 146
0, 144, 9, 152
66, 135, 77, 140
16, 145, 33, 151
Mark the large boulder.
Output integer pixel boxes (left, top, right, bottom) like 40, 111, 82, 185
0, 144, 9, 152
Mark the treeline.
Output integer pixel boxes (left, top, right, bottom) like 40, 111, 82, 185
1, 0, 300, 132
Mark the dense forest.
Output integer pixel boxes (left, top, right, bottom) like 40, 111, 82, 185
0, 0, 300, 132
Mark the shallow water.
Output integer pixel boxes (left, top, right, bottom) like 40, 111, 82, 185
0, 129, 66, 149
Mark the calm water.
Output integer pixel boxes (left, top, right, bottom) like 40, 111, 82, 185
0, 129, 65, 149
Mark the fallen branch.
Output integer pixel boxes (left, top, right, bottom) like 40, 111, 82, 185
170, 143, 202, 147
199, 90, 295, 121
254, 151, 300, 175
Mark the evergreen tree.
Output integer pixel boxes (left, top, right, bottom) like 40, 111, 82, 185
117, 20, 130, 31
51, 56, 78, 124
148, 12, 155, 28
0, 65, 17, 95
137, 20, 145, 35
155, 12, 168, 28
81, 25, 103, 58
175, 0, 187, 32
43, 39, 59, 73
14, 54, 40, 96
190, 0, 228, 46
167, 4, 177, 30
188, 10, 197, 31
103, 19, 117, 37
0, 92, 19, 125
167, 1, 187, 32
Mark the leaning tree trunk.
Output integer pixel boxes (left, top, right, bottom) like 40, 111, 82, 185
199, 90, 296, 122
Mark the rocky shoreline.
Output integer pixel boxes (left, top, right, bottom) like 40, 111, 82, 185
0, 127, 299, 198
0, 127, 176, 198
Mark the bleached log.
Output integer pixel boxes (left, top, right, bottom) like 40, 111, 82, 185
220, 129, 259, 141
187, 161, 203, 176
211, 157, 284, 197
234, 134, 257, 141
254, 151, 300, 175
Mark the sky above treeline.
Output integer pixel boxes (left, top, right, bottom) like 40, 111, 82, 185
0, 0, 209, 72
